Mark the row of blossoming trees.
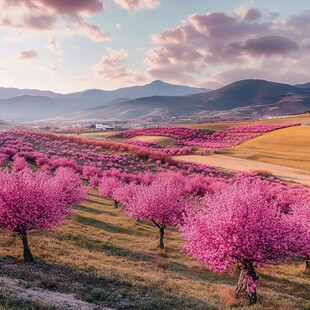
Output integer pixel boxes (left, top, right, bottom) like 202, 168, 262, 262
0, 130, 309, 306
113, 123, 301, 149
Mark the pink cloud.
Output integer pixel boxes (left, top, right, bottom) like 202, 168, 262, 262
114, 0, 159, 11
18, 50, 38, 59
79, 22, 111, 42
3, 0, 105, 16
23, 14, 57, 30
145, 7, 307, 86
1, 0, 108, 42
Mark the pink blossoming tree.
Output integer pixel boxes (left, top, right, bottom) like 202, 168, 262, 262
122, 176, 188, 249
99, 176, 124, 208
0, 166, 88, 262
181, 178, 299, 305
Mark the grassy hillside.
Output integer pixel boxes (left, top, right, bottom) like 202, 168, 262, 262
185, 115, 310, 131
0, 190, 309, 309
219, 126, 310, 171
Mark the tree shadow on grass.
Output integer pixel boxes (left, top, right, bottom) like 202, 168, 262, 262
0, 256, 217, 310
55, 232, 154, 263
74, 204, 103, 215
76, 215, 134, 235
260, 273, 310, 300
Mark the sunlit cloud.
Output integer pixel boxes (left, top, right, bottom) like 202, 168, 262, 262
114, 0, 159, 12
18, 50, 38, 59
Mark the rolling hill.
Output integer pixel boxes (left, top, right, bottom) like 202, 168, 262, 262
61, 80, 310, 121
0, 81, 209, 121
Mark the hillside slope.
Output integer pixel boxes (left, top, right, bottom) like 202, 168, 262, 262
220, 126, 310, 171
61, 80, 310, 121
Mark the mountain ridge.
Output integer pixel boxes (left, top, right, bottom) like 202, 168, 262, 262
59, 79, 310, 121
1, 79, 309, 122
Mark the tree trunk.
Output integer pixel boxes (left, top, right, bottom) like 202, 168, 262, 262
19, 233, 34, 262
151, 220, 166, 249
305, 258, 310, 271
235, 261, 258, 305
158, 226, 165, 249
114, 200, 119, 208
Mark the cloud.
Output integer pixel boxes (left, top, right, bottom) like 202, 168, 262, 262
229, 35, 299, 56
114, 0, 159, 12
244, 8, 262, 21
46, 37, 61, 53
0, 0, 108, 42
3, 0, 105, 16
18, 50, 38, 59
79, 22, 111, 42
145, 7, 307, 86
94, 48, 146, 83
23, 13, 58, 30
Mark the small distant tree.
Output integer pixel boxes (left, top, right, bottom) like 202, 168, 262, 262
99, 176, 124, 208
122, 177, 188, 249
181, 178, 298, 305
0, 166, 88, 262
72, 124, 82, 135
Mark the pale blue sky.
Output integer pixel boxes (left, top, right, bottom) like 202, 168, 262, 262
0, 0, 309, 92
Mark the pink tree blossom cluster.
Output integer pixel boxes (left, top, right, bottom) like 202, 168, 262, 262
0, 158, 88, 262
125, 139, 192, 156
114, 123, 301, 149
180, 177, 310, 305
0, 130, 225, 181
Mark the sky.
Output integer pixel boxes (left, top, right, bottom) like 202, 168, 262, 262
0, 0, 309, 93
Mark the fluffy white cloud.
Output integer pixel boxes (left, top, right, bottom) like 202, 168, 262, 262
94, 48, 146, 84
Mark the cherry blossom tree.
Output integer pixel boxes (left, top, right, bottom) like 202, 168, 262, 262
122, 177, 188, 249
99, 176, 124, 208
0, 166, 88, 262
181, 178, 299, 305
289, 198, 310, 270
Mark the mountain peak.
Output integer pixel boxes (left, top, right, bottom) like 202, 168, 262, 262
149, 80, 167, 85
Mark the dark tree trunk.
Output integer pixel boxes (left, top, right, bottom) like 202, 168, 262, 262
19, 233, 34, 262
114, 200, 119, 208
152, 220, 166, 249
305, 258, 310, 271
235, 261, 258, 305
158, 226, 165, 249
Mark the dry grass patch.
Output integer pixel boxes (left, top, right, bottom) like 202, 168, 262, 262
0, 190, 309, 309
79, 132, 126, 143
129, 135, 176, 146
221, 126, 310, 171
185, 114, 310, 131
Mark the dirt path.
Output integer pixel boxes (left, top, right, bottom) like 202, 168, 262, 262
0, 276, 111, 310
174, 154, 310, 186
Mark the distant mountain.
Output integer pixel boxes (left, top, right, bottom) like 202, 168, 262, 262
295, 82, 310, 89
61, 79, 310, 121
0, 81, 209, 121
0, 87, 62, 100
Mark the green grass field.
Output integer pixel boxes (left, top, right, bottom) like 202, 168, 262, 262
0, 190, 309, 309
